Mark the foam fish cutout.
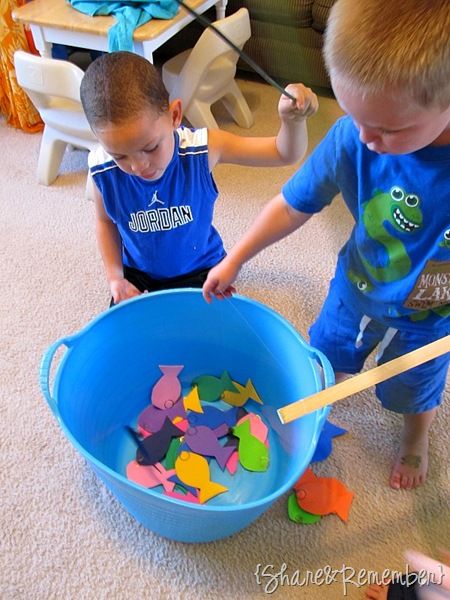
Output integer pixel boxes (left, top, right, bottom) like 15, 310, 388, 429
222, 378, 263, 406
224, 439, 239, 475
311, 420, 347, 463
287, 492, 321, 524
294, 467, 354, 522
136, 418, 184, 466
126, 460, 176, 493
184, 425, 235, 469
192, 370, 237, 402
151, 365, 183, 410
163, 437, 182, 470
138, 396, 186, 434
189, 405, 238, 430
237, 412, 268, 443
232, 419, 269, 472
168, 474, 199, 497
175, 451, 228, 504
225, 451, 239, 475
183, 386, 203, 413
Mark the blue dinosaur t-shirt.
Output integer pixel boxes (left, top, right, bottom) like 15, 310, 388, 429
282, 115, 450, 331
89, 127, 225, 279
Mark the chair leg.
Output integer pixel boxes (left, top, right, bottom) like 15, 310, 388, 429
221, 81, 254, 128
185, 100, 220, 130
37, 127, 68, 185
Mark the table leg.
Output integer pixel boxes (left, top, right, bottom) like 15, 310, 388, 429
28, 25, 53, 58
215, 0, 228, 20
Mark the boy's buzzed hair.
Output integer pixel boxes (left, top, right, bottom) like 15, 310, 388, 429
324, 0, 450, 108
80, 51, 170, 129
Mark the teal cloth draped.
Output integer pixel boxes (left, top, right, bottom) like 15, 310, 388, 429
69, 1, 179, 51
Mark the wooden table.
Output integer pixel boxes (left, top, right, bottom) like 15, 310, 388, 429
13, 0, 228, 62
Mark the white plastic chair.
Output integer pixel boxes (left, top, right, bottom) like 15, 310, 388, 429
162, 8, 254, 130
14, 50, 97, 185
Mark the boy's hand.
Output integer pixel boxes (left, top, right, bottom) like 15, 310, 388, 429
110, 278, 143, 304
278, 83, 319, 122
202, 257, 239, 303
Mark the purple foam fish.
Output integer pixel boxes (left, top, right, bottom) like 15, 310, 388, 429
189, 405, 238, 430
184, 425, 235, 469
151, 365, 183, 410
138, 396, 186, 434
137, 418, 184, 466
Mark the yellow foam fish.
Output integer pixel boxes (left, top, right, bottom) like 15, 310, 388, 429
183, 386, 203, 413
222, 378, 263, 407
175, 451, 228, 504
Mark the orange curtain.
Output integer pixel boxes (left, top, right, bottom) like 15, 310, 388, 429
0, 0, 43, 132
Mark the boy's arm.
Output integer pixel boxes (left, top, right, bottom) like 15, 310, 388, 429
202, 193, 312, 302
208, 83, 318, 169
91, 179, 142, 304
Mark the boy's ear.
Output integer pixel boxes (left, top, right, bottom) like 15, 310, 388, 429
169, 99, 183, 128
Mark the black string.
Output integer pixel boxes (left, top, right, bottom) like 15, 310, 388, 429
174, 0, 296, 102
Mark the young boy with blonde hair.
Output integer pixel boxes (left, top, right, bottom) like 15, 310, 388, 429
80, 51, 317, 304
203, 0, 450, 490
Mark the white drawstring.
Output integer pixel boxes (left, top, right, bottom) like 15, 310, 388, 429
355, 314, 398, 362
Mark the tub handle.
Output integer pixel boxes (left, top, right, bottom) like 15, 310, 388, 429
308, 347, 334, 425
310, 346, 335, 390
39, 335, 76, 418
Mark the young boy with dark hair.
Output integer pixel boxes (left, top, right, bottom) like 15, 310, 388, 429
80, 51, 318, 304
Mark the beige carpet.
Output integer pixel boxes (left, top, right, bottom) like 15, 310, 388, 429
1, 78, 449, 600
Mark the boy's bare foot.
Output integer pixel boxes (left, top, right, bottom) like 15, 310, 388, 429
389, 409, 436, 490
389, 438, 428, 490
364, 583, 389, 599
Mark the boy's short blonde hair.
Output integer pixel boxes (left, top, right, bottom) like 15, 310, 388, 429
324, 0, 450, 108
80, 51, 170, 129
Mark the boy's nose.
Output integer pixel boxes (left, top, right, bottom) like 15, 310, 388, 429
130, 155, 149, 175
359, 125, 379, 145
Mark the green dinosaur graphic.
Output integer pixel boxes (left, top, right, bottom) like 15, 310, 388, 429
348, 269, 374, 294
439, 229, 450, 249
360, 186, 422, 282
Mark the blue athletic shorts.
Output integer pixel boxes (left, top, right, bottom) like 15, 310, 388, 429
309, 278, 450, 414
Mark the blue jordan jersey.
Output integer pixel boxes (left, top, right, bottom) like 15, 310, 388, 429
282, 116, 450, 331
89, 127, 225, 279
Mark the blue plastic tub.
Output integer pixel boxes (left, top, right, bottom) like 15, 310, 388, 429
40, 290, 334, 543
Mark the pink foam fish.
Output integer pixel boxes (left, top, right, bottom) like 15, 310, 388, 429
151, 365, 183, 409
225, 451, 239, 475
237, 412, 268, 443
175, 451, 228, 504
126, 460, 176, 493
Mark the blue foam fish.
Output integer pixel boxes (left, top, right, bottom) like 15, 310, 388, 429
189, 405, 238, 429
311, 420, 347, 463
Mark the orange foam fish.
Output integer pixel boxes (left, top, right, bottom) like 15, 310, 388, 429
293, 467, 354, 522
222, 378, 262, 406
174, 451, 228, 504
